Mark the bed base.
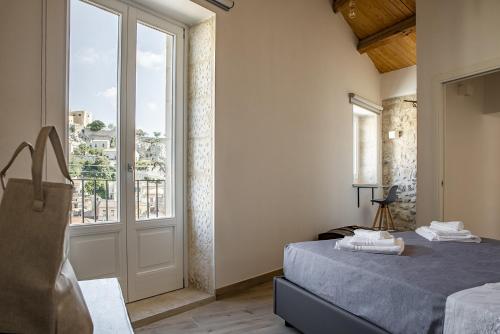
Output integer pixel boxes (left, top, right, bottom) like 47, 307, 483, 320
274, 277, 390, 334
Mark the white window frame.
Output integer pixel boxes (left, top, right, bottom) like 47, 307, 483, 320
350, 93, 383, 186
352, 115, 359, 181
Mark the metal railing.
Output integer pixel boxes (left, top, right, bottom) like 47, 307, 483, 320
135, 179, 167, 220
70, 178, 166, 224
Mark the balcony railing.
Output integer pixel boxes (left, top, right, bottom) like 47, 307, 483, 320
70, 178, 167, 224
135, 179, 167, 220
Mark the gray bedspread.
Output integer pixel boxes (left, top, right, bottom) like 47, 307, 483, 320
283, 231, 500, 334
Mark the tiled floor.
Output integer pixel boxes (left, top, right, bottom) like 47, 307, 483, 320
135, 282, 299, 334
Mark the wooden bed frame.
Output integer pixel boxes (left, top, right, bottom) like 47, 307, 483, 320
273, 277, 390, 334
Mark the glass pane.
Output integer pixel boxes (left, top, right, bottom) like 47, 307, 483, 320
352, 105, 379, 185
135, 23, 174, 220
68, 0, 120, 224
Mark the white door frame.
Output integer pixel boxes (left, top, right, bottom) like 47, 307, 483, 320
65, 0, 188, 302
432, 57, 500, 220
125, 7, 185, 302
68, 0, 130, 299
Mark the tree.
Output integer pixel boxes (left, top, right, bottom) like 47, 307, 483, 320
81, 156, 116, 199
73, 143, 103, 157
87, 120, 106, 132
152, 161, 166, 173
69, 158, 83, 179
74, 143, 90, 156
136, 159, 153, 171
136, 129, 147, 138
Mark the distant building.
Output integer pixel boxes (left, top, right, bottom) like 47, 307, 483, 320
69, 110, 93, 127
91, 139, 110, 149
139, 136, 168, 161
98, 199, 118, 222
69, 140, 79, 155
83, 128, 115, 142
103, 148, 117, 161
70, 179, 118, 223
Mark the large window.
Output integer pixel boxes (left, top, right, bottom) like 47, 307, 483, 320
134, 22, 174, 220
68, 0, 120, 223
68, 0, 179, 224
351, 95, 381, 185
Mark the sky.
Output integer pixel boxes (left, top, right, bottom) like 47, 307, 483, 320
69, 0, 172, 135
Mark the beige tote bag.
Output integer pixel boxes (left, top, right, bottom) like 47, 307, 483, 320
0, 126, 93, 334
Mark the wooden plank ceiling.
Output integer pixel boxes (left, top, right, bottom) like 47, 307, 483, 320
333, 0, 416, 73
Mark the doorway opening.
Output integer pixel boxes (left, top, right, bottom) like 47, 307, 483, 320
443, 69, 500, 239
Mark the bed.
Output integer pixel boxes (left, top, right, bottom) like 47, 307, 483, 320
274, 231, 500, 334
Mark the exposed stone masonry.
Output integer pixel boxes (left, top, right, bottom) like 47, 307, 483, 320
382, 95, 417, 230
187, 17, 215, 294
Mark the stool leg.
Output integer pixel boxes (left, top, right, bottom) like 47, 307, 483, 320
380, 207, 385, 230
387, 207, 396, 231
378, 206, 384, 230
372, 206, 381, 229
382, 207, 389, 231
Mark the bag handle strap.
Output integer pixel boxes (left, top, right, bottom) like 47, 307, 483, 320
0, 141, 35, 190
32, 126, 73, 211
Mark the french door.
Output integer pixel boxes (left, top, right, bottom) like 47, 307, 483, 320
67, 0, 184, 302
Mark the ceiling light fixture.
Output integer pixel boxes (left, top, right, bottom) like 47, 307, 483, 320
349, 0, 357, 19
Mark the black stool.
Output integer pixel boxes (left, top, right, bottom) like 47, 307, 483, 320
371, 185, 398, 231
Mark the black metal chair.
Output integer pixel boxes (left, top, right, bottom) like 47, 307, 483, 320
371, 185, 398, 231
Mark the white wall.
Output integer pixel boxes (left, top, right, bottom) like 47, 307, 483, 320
444, 75, 500, 239
0, 0, 68, 197
131, 0, 213, 25
417, 0, 500, 227
193, 0, 381, 288
381, 65, 416, 100
0, 1, 44, 199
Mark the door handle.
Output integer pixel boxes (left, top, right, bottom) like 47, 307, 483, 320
128, 163, 135, 173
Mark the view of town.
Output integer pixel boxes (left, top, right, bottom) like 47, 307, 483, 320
68, 110, 171, 223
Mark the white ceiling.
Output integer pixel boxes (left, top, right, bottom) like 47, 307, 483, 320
131, 0, 214, 26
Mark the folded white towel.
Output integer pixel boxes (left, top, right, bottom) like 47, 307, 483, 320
428, 227, 472, 237
353, 229, 393, 240
416, 226, 481, 243
335, 236, 405, 255
349, 236, 396, 247
430, 221, 464, 232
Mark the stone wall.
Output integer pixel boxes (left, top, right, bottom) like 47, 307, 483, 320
187, 17, 215, 294
382, 95, 417, 230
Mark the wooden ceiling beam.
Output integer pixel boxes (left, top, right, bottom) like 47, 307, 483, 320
332, 0, 349, 13
357, 14, 416, 54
